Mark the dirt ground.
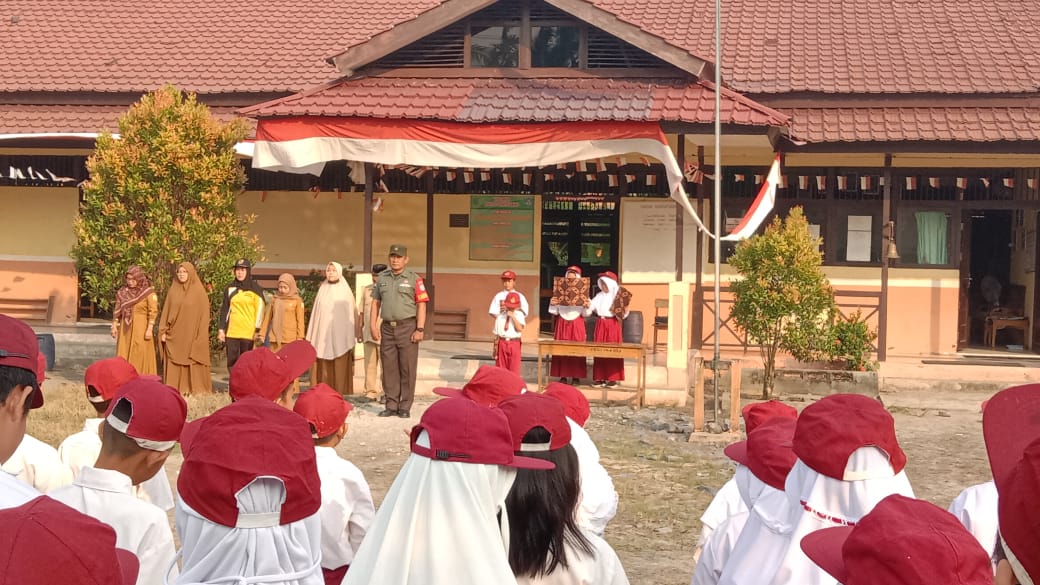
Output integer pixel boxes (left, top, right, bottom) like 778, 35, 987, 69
28, 373, 993, 585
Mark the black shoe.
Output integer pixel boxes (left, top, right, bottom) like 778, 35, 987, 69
605, 380, 618, 388
593, 380, 606, 388
397, 410, 411, 419
570, 378, 582, 385
378, 409, 397, 417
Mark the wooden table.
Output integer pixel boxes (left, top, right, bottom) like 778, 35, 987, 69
986, 316, 1031, 349
536, 340, 646, 407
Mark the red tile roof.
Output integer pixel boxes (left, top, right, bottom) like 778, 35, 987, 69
0, 104, 247, 135
240, 76, 789, 127
788, 106, 1040, 143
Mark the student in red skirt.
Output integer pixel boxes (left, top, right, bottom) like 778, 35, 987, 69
588, 271, 626, 388
548, 266, 590, 384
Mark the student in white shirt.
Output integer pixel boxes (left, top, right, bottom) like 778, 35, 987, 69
493, 291, 526, 374
51, 377, 187, 585
294, 383, 376, 585
488, 269, 530, 317
2, 352, 73, 492
58, 356, 175, 510
0, 314, 46, 509
544, 381, 618, 536
499, 392, 629, 585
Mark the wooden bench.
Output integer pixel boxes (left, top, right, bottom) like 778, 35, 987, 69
0, 296, 55, 324
432, 309, 469, 341
536, 340, 647, 407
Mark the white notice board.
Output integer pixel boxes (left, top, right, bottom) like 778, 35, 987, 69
620, 199, 700, 283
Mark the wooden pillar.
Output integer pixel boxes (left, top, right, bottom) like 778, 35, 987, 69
692, 146, 706, 349
676, 134, 686, 281
879, 154, 893, 361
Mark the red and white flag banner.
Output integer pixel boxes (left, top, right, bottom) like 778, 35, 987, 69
1029, 177, 1038, 190
906, 177, 918, 190
1003, 178, 1015, 188
860, 175, 872, 191
816, 175, 826, 191
798, 175, 809, 190
836, 175, 848, 190
928, 177, 940, 188
721, 154, 781, 241
956, 177, 968, 190
253, 117, 719, 234
982, 178, 991, 188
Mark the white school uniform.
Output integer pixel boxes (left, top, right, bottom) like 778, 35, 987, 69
1, 433, 73, 492
0, 468, 39, 509
489, 290, 530, 317
567, 418, 618, 536
494, 310, 526, 339
692, 511, 749, 585
696, 475, 747, 554
50, 466, 178, 585
314, 446, 376, 570
948, 479, 999, 568
517, 528, 630, 585
58, 418, 175, 510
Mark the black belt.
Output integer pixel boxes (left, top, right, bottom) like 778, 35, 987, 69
386, 317, 416, 327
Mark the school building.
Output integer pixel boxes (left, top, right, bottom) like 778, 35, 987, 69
2, 0, 1040, 368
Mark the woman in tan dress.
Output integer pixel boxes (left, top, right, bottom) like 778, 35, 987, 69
158, 262, 213, 395
110, 265, 158, 375
258, 273, 307, 392
306, 262, 356, 395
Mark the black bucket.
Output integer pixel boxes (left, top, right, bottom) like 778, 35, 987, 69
622, 310, 644, 344
36, 333, 55, 370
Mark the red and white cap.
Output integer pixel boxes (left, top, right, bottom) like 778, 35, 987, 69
293, 383, 352, 439
500, 270, 517, 280
544, 381, 591, 427
498, 392, 572, 452
409, 397, 555, 470
503, 292, 522, 309
433, 365, 526, 407
801, 494, 992, 585
179, 397, 321, 528
0, 314, 43, 408
598, 271, 619, 282
84, 357, 140, 404
793, 394, 906, 480
229, 339, 316, 402
104, 377, 188, 451
565, 265, 582, 276
724, 417, 797, 491
983, 383, 1040, 583
741, 399, 798, 434
0, 497, 140, 585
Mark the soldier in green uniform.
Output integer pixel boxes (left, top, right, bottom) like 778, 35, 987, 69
370, 244, 430, 418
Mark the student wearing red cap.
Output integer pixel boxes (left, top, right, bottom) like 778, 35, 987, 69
587, 270, 628, 387
701, 418, 797, 585
764, 394, 914, 585
229, 338, 317, 408
982, 383, 1040, 585
489, 269, 530, 318
174, 397, 323, 585
51, 378, 187, 585
0, 496, 140, 585
548, 265, 589, 384
543, 381, 617, 536
801, 494, 992, 585
3, 352, 73, 493
433, 364, 527, 406
493, 291, 526, 374
344, 397, 553, 585
696, 400, 798, 561
58, 356, 175, 511
294, 384, 375, 585
0, 313, 46, 508
499, 392, 630, 585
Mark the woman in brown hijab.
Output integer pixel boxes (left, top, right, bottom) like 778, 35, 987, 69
111, 265, 159, 375
158, 262, 213, 395
258, 273, 307, 393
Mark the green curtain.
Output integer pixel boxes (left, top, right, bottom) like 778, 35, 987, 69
915, 211, 948, 264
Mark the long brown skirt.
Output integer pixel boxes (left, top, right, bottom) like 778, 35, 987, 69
312, 351, 354, 395
164, 360, 213, 395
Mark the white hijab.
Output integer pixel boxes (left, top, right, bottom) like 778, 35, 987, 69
343, 430, 519, 585
766, 447, 915, 585
306, 262, 356, 360
588, 277, 618, 318
172, 477, 323, 585
717, 468, 796, 585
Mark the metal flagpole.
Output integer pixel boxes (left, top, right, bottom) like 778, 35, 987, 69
713, 0, 723, 425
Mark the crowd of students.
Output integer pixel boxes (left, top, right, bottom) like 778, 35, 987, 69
4, 304, 1040, 584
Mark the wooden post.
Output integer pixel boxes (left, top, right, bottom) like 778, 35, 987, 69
691, 355, 705, 431
729, 360, 742, 432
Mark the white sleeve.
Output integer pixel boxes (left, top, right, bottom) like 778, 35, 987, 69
345, 474, 376, 555
577, 457, 618, 536
488, 292, 502, 317
136, 464, 175, 511
136, 512, 179, 585
520, 293, 530, 317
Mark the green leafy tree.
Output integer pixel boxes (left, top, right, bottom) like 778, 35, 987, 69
729, 207, 836, 397
72, 85, 261, 341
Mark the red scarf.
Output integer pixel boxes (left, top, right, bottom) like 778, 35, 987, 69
114, 266, 155, 327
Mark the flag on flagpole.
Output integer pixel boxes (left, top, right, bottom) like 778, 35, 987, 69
721, 154, 781, 241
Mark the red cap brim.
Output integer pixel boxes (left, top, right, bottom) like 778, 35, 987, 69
509, 455, 556, 470
277, 341, 317, 379
723, 440, 750, 466
800, 526, 853, 583
115, 548, 140, 585
433, 387, 465, 399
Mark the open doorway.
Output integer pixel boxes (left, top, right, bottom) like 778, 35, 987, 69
962, 210, 1024, 350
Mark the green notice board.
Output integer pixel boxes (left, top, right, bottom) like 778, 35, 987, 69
469, 195, 535, 261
